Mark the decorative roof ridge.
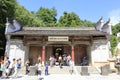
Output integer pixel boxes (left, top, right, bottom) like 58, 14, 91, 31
101, 19, 110, 29
23, 27, 95, 30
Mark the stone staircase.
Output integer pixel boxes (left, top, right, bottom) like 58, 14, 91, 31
19, 66, 101, 75
19, 66, 74, 75
48, 66, 71, 74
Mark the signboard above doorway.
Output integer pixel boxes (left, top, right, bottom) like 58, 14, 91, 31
48, 36, 69, 41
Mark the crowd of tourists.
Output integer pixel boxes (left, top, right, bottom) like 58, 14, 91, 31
49, 54, 74, 74
25, 56, 49, 76
0, 56, 21, 79
24, 54, 74, 76
0, 54, 74, 79
49, 54, 73, 67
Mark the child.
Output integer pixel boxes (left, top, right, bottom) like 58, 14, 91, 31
45, 61, 49, 75
25, 59, 30, 74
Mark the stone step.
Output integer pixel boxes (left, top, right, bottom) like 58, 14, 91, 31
48, 66, 75, 74
19, 67, 26, 75
88, 66, 101, 74
19, 66, 101, 75
75, 66, 100, 74
19, 66, 74, 75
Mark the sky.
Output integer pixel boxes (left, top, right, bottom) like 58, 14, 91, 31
17, 0, 120, 25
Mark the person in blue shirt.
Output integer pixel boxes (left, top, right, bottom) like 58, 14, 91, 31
45, 61, 49, 75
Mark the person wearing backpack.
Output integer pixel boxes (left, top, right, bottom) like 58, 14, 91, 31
17, 58, 21, 69
12, 59, 19, 78
8, 58, 16, 76
4, 57, 10, 77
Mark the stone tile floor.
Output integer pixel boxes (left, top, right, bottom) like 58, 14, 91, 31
1, 73, 120, 80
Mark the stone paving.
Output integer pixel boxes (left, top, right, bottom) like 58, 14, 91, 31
1, 73, 120, 80
1, 66, 120, 80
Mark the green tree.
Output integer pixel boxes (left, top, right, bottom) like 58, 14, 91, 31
36, 7, 57, 27
0, 0, 17, 25
118, 37, 120, 42
82, 20, 95, 27
0, 0, 17, 56
112, 23, 120, 36
110, 23, 120, 56
58, 12, 82, 27
110, 35, 117, 56
15, 4, 41, 27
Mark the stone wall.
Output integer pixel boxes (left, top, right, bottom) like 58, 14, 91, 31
9, 39, 26, 66
91, 40, 110, 66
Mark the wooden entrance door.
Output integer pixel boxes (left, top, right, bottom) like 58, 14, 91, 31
29, 46, 42, 64
74, 45, 87, 65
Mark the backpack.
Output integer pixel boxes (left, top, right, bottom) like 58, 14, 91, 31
6, 60, 10, 69
17, 63, 21, 69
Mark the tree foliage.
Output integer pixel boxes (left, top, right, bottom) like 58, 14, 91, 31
15, 4, 41, 27
57, 12, 94, 27
110, 23, 120, 56
58, 12, 81, 27
112, 23, 120, 36
36, 7, 57, 27
0, 0, 17, 55
0, 0, 17, 26
82, 20, 95, 27
110, 35, 117, 55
